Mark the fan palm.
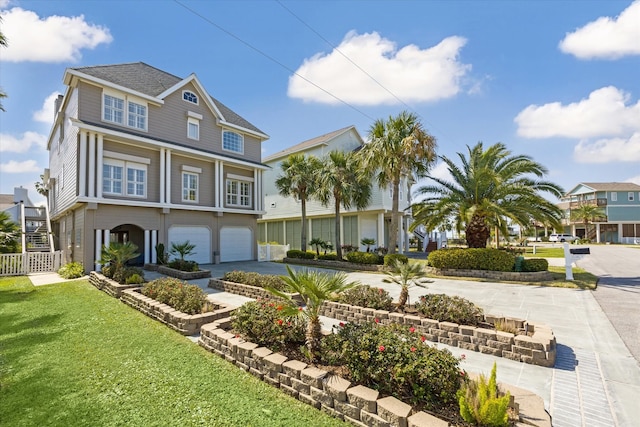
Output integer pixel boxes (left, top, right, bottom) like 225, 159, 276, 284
362, 111, 437, 254
275, 154, 321, 252
315, 150, 372, 260
0, 211, 20, 253
411, 142, 564, 248
170, 240, 196, 261
382, 261, 430, 311
265, 265, 358, 359
570, 203, 605, 241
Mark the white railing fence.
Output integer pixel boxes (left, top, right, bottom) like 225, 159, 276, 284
257, 244, 290, 262
0, 251, 64, 276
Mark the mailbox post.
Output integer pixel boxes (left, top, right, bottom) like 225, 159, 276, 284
563, 242, 590, 280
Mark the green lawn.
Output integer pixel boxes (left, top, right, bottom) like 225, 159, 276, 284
0, 277, 345, 427
521, 246, 565, 258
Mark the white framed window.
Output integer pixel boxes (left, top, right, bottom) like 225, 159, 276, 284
104, 94, 124, 124
103, 159, 124, 195
128, 102, 147, 130
629, 192, 635, 202
223, 131, 244, 154
611, 192, 618, 202
183, 90, 198, 104
103, 158, 147, 198
182, 172, 199, 202
187, 118, 199, 140
226, 179, 251, 207
126, 164, 146, 197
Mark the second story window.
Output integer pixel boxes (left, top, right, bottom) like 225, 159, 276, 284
127, 166, 146, 197
183, 90, 198, 104
629, 192, 635, 202
187, 118, 199, 140
103, 158, 146, 198
104, 95, 124, 124
128, 102, 147, 130
103, 92, 148, 131
223, 131, 244, 154
612, 192, 618, 202
182, 172, 199, 202
226, 179, 251, 207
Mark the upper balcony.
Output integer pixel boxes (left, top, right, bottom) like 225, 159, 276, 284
569, 198, 607, 209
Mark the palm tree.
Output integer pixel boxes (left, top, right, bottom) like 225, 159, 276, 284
98, 241, 140, 282
382, 261, 429, 311
308, 237, 325, 256
316, 150, 372, 260
170, 240, 196, 261
361, 237, 375, 252
265, 265, 358, 359
411, 142, 564, 248
362, 111, 437, 254
275, 154, 321, 252
570, 203, 604, 241
0, 211, 20, 253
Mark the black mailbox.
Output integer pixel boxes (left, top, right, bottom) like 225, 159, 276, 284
569, 248, 590, 255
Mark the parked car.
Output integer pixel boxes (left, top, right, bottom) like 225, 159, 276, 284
549, 233, 579, 243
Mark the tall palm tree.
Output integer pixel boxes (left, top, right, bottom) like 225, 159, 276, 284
382, 260, 429, 311
411, 142, 564, 248
316, 150, 372, 260
275, 154, 321, 252
362, 111, 437, 254
570, 203, 604, 241
266, 265, 358, 359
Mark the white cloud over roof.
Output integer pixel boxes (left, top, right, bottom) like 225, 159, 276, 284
559, 1, 640, 60
514, 86, 640, 139
574, 133, 640, 163
288, 31, 470, 105
0, 159, 40, 173
33, 92, 62, 124
0, 131, 47, 153
0, 7, 112, 62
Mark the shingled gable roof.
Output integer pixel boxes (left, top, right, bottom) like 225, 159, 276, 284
566, 182, 640, 195
69, 62, 266, 137
263, 125, 361, 162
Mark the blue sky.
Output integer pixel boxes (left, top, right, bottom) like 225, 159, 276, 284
1, 0, 639, 206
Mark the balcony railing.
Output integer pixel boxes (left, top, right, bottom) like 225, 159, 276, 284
569, 198, 607, 208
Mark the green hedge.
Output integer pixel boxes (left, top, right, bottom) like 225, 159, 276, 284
383, 254, 409, 266
344, 251, 382, 265
428, 248, 515, 272
318, 253, 338, 261
286, 250, 315, 259
521, 258, 549, 272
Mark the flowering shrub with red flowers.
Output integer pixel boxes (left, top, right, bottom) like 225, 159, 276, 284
232, 299, 306, 350
321, 322, 462, 409
336, 285, 393, 311
141, 277, 207, 315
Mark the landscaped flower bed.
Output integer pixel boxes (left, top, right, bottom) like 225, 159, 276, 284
89, 271, 140, 298
209, 275, 304, 305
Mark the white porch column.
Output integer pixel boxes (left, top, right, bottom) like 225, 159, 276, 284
88, 132, 96, 198
95, 229, 102, 271
397, 217, 405, 254
103, 230, 110, 249
160, 148, 165, 204
97, 134, 104, 198
403, 216, 410, 253
214, 161, 219, 208
79, 130, 87, 197
254, 169, 259, 211
218, 162, 224, 208
596, 224, 601, 243
377, 212, 385, 249
144, 229, 150, 264
151, 230, 158, 263
165, 150, 172, 204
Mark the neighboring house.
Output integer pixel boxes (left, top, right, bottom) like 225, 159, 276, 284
0, 187, 54, 253
559, 182, 640, 244
259, 126, 412, 252
44, 62, 269, 272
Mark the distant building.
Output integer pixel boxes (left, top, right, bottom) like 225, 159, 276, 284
559, 182, 640, 243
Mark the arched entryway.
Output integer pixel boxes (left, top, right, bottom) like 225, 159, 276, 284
110, 223, 145, 265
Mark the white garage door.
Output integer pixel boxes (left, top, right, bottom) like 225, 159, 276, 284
168, 226, 211, 264
220, 227, 253, 262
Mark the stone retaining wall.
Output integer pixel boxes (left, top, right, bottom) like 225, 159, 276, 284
283, 257, 385, 272
89, 271, 140, 298
208, 278, 304, 305
426, 267, 553, 282
319, 301, 556, 367
121, 289, 234, 335
156, 265, 211, 280
198, 322, 448, 427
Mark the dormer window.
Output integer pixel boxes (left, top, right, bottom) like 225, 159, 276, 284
183, 91, 198, 104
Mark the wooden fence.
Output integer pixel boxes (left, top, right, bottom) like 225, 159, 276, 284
0, 251, 64, 276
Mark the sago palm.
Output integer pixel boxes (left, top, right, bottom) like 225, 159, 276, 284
382, 261, 429, 311
265, 265, 358, 359
362, 111, 437, 253
411, 142, 564, 248
275, 154, 321, 252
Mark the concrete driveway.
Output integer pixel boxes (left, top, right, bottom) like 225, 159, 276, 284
575, 245, 640, 362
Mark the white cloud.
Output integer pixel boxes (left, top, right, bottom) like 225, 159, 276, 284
0, 159, 40, 173
626, 175, 640, 185
0, 131, 47, 153
428, 161, 454, 183
288, 31, 471, 105
33, 91, 62, 124
0, 0, 11, 9
514, 86, 640, 139
573, 132, 640, 163
559, 1, 640, 59
1, 7, 112, 62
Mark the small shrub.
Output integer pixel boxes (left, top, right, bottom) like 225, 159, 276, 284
321, 322, 461, 409
222, 270, 287, 291
141, 277, 208, 314
113, 266, 144, 285
318, 253, 338, 261
58, 262, 84, 279
341, 244, 357, 254
428, 248, 515, 272
168, 259, 199, 272
457, 362, 511, 427
345, 251, 382, 265
125, 273, 144, 285
521, 258, 548, 272
286, 249, 316, 259
155, 243, 168, 265
414, 294, 483, 326
337, 285, 394, 311
384, 254, 408, 266
232, 299, 306, 350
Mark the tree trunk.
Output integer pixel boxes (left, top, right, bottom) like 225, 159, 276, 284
334, 195, 342, 260
301, 198, 307, 252
398, 286, 408, 311
466, 213, 490, 248
388, 178, 400, 254
306, 316, 322, 359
